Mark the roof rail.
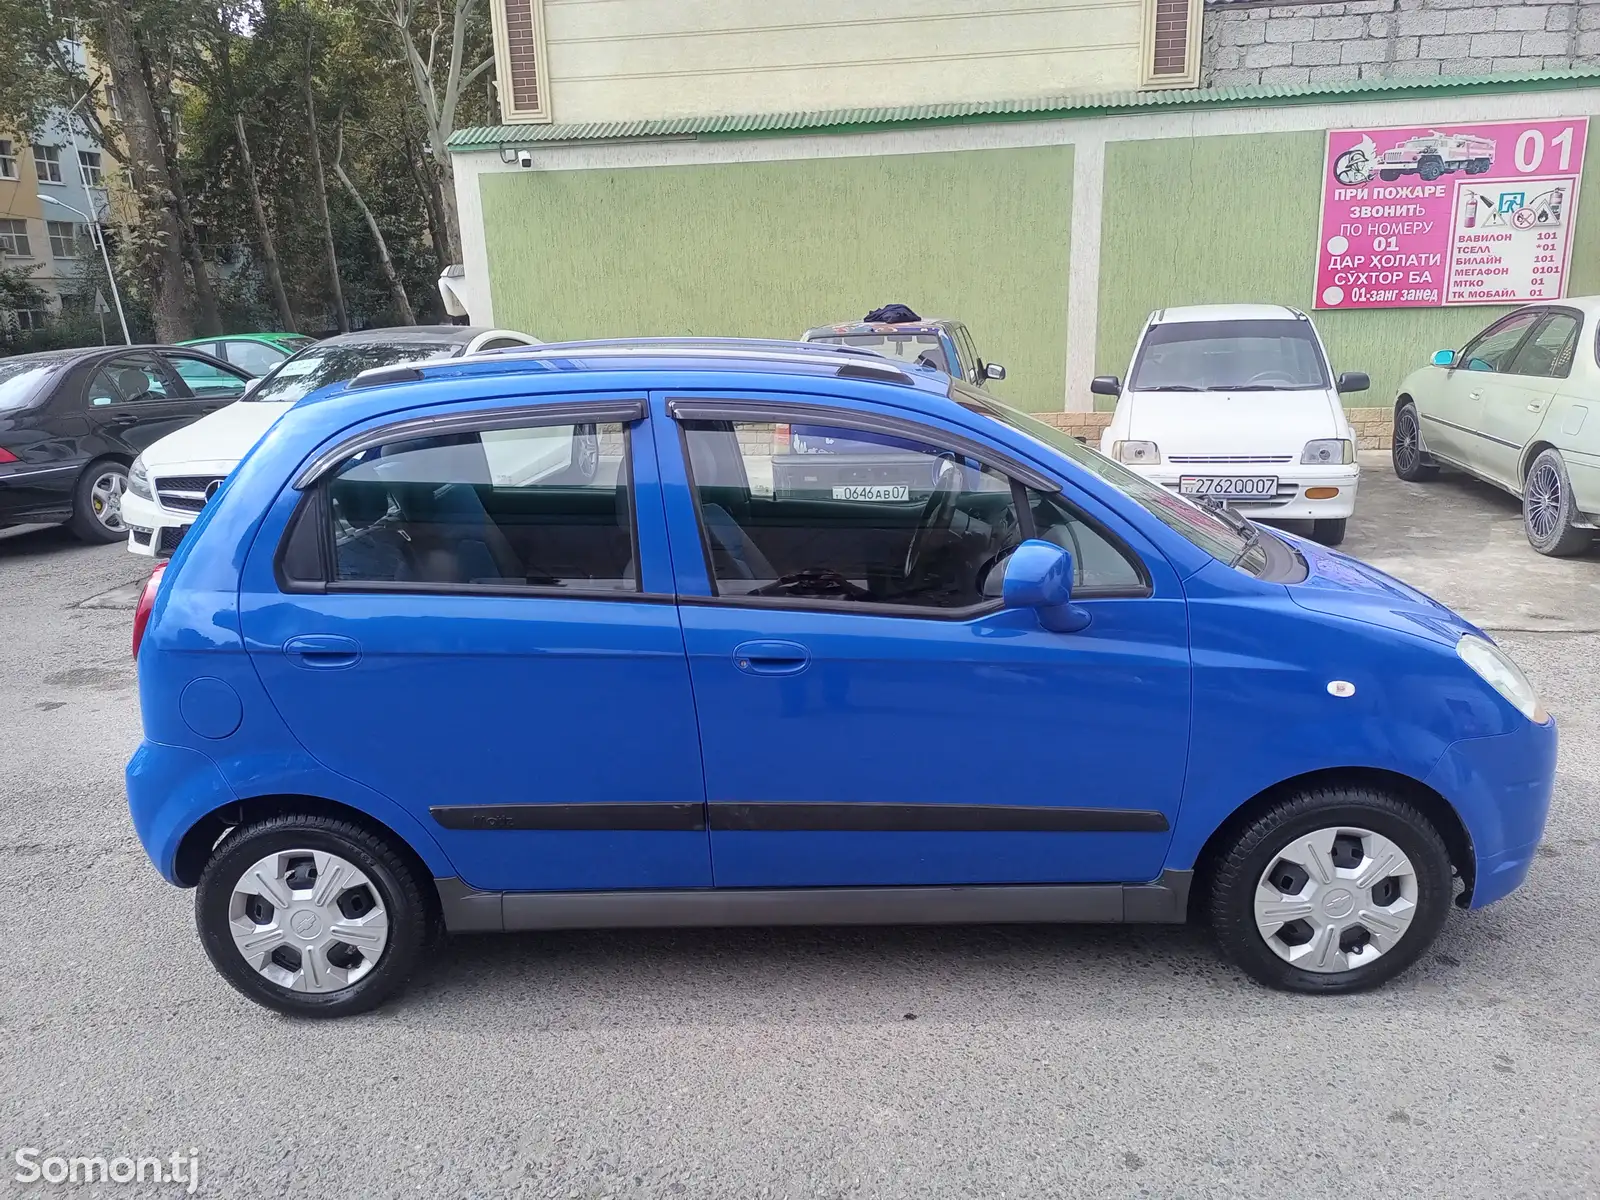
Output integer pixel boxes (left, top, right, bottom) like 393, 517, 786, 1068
456, 340, 919, 384
472, 336, 891, 361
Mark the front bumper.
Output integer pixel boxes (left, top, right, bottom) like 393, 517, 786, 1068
1124, 463, 1360, 520
1424, 716, 1558, 909
122, 489, 192, 557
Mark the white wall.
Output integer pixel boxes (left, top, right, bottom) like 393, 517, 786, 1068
537, 0, 1147, 125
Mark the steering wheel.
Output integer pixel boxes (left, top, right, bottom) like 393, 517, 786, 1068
752, 568, 872, 601
903, 458, 963, 579
1243, 371, 1299, 386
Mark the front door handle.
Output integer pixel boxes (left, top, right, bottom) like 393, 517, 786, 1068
733, 639, 810, 676
283, 634, 361, 669
1468, 391, 1482, 401
1527, 400, 1545, 412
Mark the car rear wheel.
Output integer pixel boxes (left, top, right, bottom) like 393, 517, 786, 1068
195, 814, 431, 1017
67, 460, 130, 543
1391, 401, 1438, 482
1523, 448, 1593, 557
1207, 787, 1453, 993
1417, 155, 1444, 181
1311, 518, 1347, 546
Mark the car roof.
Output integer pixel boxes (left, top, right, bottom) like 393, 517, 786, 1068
0, 344, 222, 367
178, 332, 309, 346
303, 325, 494, 348
804, 320, 959, 339
1149, 304, 1306, 324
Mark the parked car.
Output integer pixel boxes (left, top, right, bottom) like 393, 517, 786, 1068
0, 345, 252, 543
128, 338, 1554, 1016
176, 332, 316, 377
778, 317, 1006, 497
122, 325, 541, 556
1095, 304, 1367, 546
1392, 299, 1599, 556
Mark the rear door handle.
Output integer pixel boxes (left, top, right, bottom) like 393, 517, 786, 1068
733, 639, 810, 676
283, 634, 361, 669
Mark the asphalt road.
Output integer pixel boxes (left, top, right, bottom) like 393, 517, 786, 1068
1, 459, 1597, 1199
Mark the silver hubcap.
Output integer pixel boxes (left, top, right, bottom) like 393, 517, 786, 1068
228, 849, 389, 992
1394, 408, 1420, 474
90, 470, 127, 531
1526, 460, 1562, 541
1254, 826, 1418, 973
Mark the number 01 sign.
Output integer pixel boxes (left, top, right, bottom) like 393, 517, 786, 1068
1315, 118, 1588, 309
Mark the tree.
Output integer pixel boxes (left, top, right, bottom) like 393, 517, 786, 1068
333, 119, 415, 323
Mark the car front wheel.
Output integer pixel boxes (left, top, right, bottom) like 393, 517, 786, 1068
195, 814, 431, 1017
1311, 517, 1347, 546
1207, 787, 1453, 993
1391, 400, 1438, 482
68, 460, 130, 543
1523, 448, 1593, 557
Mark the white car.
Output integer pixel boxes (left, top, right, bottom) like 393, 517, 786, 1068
1096, 304, 1366, 546
123, 326, 540, 555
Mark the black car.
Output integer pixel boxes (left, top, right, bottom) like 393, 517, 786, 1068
0, 345, 253, 543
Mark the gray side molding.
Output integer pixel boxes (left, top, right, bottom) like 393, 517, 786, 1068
433, 871, 1193, 934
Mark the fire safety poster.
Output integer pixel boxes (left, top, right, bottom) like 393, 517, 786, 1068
1315, 118, 1588, 309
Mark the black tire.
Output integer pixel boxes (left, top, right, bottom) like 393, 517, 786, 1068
1391, 400, 1438, 482
1522, 447, 1593, 557
1467, 158, 1491, 175
1312, 517, 1347, 546
1378, 168, 1401, 181
67, 459, 130, 544
1207, 787, 1453, 994
195, 814, 431, 1017
1417, 155, 1444, 181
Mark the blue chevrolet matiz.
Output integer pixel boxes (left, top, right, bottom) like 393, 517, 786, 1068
127, 340, 1556, 1016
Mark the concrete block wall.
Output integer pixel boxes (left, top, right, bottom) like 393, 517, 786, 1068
1203, 0, 1600, 88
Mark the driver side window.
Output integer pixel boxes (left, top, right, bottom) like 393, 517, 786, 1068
682, 417, 1142, 612
1459, 311, 1541, 373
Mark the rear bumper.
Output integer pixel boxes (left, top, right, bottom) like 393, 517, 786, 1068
126, 739, 238, 884
1424, 717, 1558, 909
122, 490, 192, 557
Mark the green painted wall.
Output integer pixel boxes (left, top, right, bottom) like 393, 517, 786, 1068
1096, 132, 1600, 411
481, 147, 1073, 411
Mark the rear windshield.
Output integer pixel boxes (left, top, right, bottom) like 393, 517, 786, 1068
246, 341, 458, 403
807, 333, 951, 374
1129, 319, 1330, 392
0, 361, 60, 411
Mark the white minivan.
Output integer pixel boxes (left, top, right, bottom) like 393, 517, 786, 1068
1096, 304, 1365, 545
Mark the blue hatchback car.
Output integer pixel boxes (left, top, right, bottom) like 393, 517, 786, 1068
127, 339, 1556, 1016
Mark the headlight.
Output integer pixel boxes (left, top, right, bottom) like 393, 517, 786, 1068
1302, 438, 1354, 465
1457, 634, 1547, 723
1299, 438, 1350, 464
1112, 440, 1161, 465
127, 455, 153, 501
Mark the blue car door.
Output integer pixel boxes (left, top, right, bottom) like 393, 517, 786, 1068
238, 396, 712, 893
654, 393, 1192, 889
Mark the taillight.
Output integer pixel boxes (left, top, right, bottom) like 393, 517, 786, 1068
132, 561, 168, 660
0, 447, 17, 464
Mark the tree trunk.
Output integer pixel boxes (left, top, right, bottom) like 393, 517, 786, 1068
94, 0, 188, 340
333, 151, 415, 324
134, 36, 221, 335
304, 40, 348, 333
435, 154, 462, 265
235, 115, 295, 332
405, 127, 452, 274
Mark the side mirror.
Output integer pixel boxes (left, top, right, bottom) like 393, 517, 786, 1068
241, 377, 260, 397
1090, 375, 1122, 397
1336, 371, 1369, 393
1001, 539, 1089, 633
983, 361, 1006, 382
1431, 349, 1456, 368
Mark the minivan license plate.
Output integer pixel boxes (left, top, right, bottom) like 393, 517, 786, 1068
1179, 475, 1277, 499
833, 484, 909, 501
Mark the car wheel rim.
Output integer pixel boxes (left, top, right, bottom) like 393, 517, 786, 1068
227, 849, 389, 993
1253, 826, 1418, 974
1394, 409, 1420, 473
90, 470, 128, 532
1526, 461, 1562, 541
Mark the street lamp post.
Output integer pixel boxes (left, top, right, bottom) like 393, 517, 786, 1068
37, 192, 130, 345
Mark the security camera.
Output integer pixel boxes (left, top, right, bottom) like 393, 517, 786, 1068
517, 149, 533, 168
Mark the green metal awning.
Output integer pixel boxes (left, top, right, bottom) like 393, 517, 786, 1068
448, 68, 1600, 152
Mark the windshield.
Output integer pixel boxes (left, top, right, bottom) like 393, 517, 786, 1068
0, 361, 61, 411
808, 333, 951, 374
245, 341, 458, 403
1129, 319, 1330, 392
958, 388, 1269, 575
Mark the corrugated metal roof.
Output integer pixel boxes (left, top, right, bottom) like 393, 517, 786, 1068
448, 68, 1600, 151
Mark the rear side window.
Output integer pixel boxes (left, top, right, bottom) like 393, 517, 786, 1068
1506, 313, 1579, 378
227, 340, 289, 376
1130, 319, 1330, 391
321, 421, 634, 592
